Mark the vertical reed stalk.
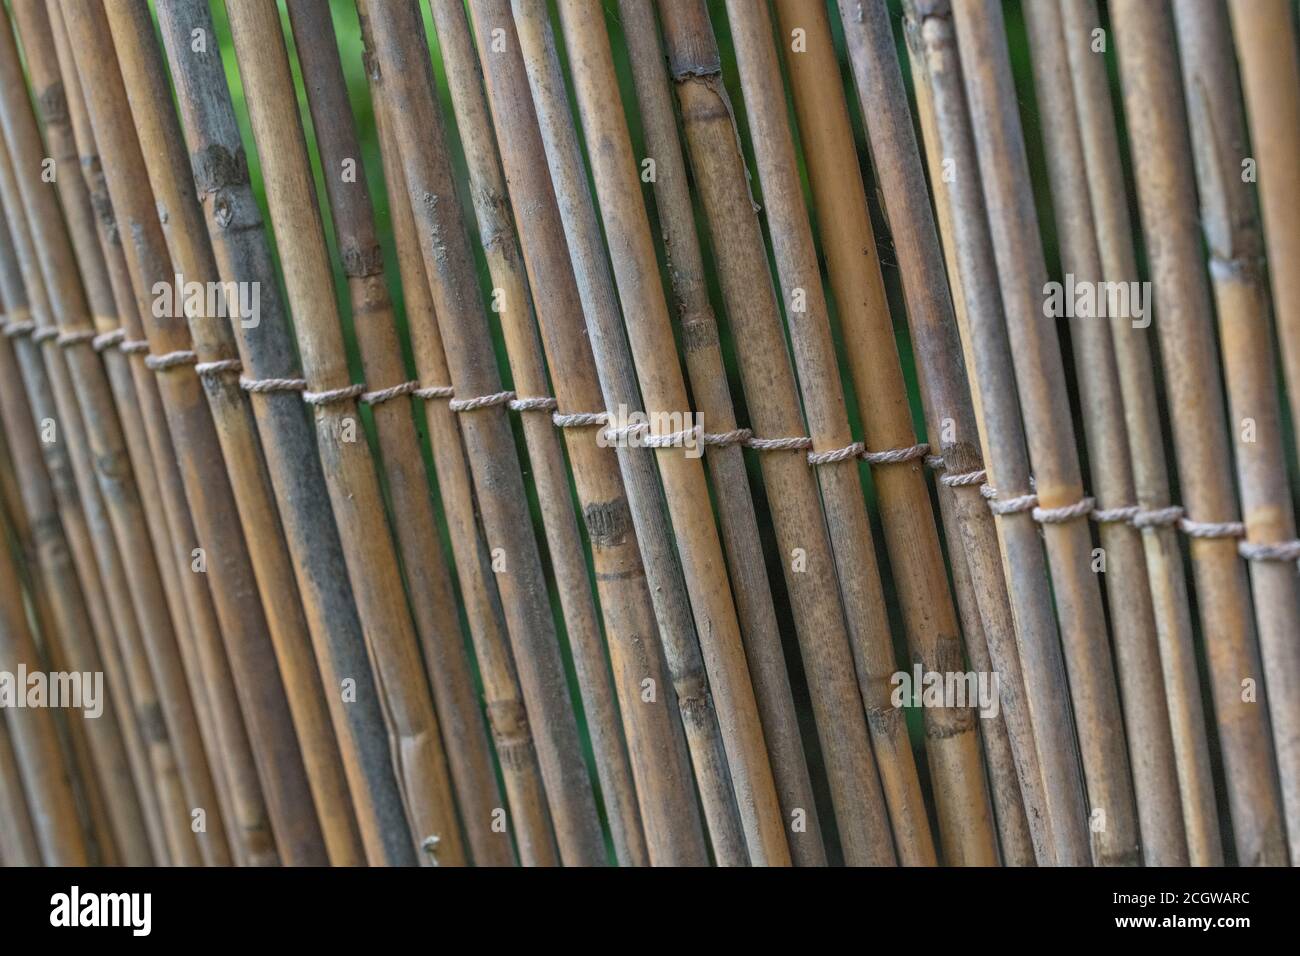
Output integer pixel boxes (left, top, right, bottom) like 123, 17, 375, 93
1022, 0, 1187, 865
617, 0, 824, 866
0, 706, 41, 865
1174, 0, 1300, 864
463, 0, 711, 865
654, 0, 897, 867
500, 0, 747, 863
905, 0, 1091, 866
359, 0, 608, 866
154, 0, 415, 867
1059, 0, 1223, 867
224, 0, 467, 866
1111, 0, 1289, 866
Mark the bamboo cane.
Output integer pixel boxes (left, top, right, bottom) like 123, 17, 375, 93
1228, 0, 1300, 440
0, 136, 209, 866
904, 0, 1091, 867
359, 0, 608, 866
224, 0, 467, 866
366, 46, 556, 867
461, 0, 712, 866
153, 0, 415, 868
836, 0, 1042, 866
0, 707, 40, 866
0, 511, 88, 865
60, 0, 332, 868
495, 0, 747, 864
1021, 0, 1187, 866
952, 0, 1139, 866
106, 0, 368, 868
651, 0, 896, 867
533, 0, 788, 864
615, 0, 825, 866
1174, 0, 1300, 864
285, 1, 512, 866
430, 0, 666, 866
1058, 0, 1223, 867
1111, 0, 1289, 867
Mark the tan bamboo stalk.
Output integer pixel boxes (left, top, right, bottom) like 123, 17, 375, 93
953, 0, 1140, 866
0, 136, 209, 865
153, 0, 416, 868
359, 0, 608, 866
1059, 0, 1223, 867
532, 0, 788, 864
1111, 0, 1289, 867
838, 0, 1040, 866
0, 515, 88, 865
1174, 0, 1300, 864
614, 0, 824, 867
106, 0, 367, 867
430, 0, 661, 865
903, 0, 1091, 867
652, 0, 895, 867
284, 3, 511, 866
61, 0, 332, 867
0, 708, 40, 865
1229, 0, 1300, 437
462, 0, 712, 866
367, 55, 555, 867
495, 0, 747, 863
1021, 0, 1187, 866
224, 0, 468, 867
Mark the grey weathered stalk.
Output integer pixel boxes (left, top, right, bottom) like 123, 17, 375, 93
1111, 0, 1288, 867
0, 707, 41, 865
464, 0, 711, 866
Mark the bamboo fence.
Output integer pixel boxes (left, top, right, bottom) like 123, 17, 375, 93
0, 0, 1295, 868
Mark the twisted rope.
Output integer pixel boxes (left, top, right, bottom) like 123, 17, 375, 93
92, 329, 126, 352
145, 350, 199, 371
361, 380, 418, 406
303, 382, 367, 406
195, 358, 244, 377
56, 329, 97, 348
448, 389, 515, 412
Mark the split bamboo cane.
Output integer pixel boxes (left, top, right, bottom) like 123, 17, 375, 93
224, 0, 468, 866
359, 0, 607, 866
534, 0, 788, 864
0, 708, 40, 865
462, 0, 712, 866
1174, 0, 1300, 864
1021, 0, 1187, 866
903, 0, 1091, 867
286, 2, 513, 866
107, 0, 370, 868
431, 0, 669, 866
61, 0, 332, 867
365, 40, 556, 867
0, 511, 88, 865
616, 0, 824, 867
1111, 0, 1289, 867
0, 104, 214, 866
1228, 0, 1300, 438
952, 0, 1139, 866
837, 0, 1042, 866
1059, 0, 1223, 867
153, 0, 415, 867
496, 0, 747, 863
652, 0, 896, 867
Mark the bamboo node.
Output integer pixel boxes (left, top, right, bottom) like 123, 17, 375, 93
448, 389, 515, 412
55, 328, 98, 348
1, 320, 36, 337
91, 329, 126, 352
861, 441, 931, 465
360, 380, 419, 405
240, 376, 308, 394
508, 396, 559, 412
144, 349, 200, 371
303, 382, 368, 405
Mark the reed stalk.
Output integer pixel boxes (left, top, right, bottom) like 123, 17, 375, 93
0, 706, 41, 865
1021, 0, 1187, 866
1173, 0, 1300, 864
653, 0, 897, 866
430, 0, 664, 865
358, 0, 608, 866
224, 0, 466, 866
153, 0, 414, 867
463, 0, 712, 865
904, 0, 1091, 866
1058, 0, 1223, 867
533, 0, 788, 864
1111, 0, 1288, 867
499, 0, 746, 864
